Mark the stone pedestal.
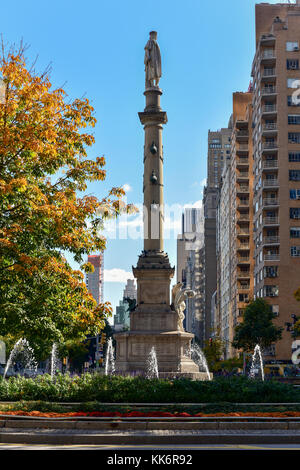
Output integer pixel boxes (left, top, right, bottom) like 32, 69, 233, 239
115, 251, 203, 379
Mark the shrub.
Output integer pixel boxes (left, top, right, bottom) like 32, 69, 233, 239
0, 374, 299, 403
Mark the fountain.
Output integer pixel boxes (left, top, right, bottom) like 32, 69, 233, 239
249, 344, 265, 381
146, 347, 159, 379
3, 338, 37, 379
191, 343, 212, 381
105, 338, 115, 375
50, 343, 59, 378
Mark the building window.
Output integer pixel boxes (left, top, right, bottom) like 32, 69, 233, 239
289, 115, 300, 125
287, 42, 299, 52
287, 59, 299, 70
289, 152, 300, 162
290, 189, 300, 199
264, 266, 278, 278
290, 208, 300, 219
291, 246, 300, 257
290, 170, 300, 181
289, 132, 300, 143
263, 285, 279, 297
287, 78, 300, 88
291, 227, 300, 238
272, 305, 279, 316
288, 96, 300, 107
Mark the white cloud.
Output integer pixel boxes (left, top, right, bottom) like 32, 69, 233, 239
104, 268, 134, 283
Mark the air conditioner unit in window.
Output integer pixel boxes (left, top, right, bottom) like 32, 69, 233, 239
294, 47, 299, 51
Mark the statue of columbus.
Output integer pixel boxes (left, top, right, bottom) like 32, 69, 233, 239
144, 31, 162, 89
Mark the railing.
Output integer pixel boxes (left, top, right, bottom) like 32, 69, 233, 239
237, 144, 249, 151
261, 86, 276, 94
263, 236, 280, 244
238, 257, 250, 263
237, 230, 250, 236
263, 123, 277, 131
237, 130, 249, 137
238, 244, 250, 249
238, 200, 249, 206
237, 158, 249, 165
263, 179, 279, 187
238, 214, 250, 221
263, 217, 279, 225
262, 105, 277, 113
262, 142, 278, 149
263, 160, 278, 168
237, 186, 250, 193
263, 69, 276, 76
262, 51, 276, 59
264, 254, 280, 261
263, 198, 279, 206
237, 172, 249, 179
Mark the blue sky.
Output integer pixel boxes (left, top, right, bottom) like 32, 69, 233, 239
1, 0, 281, 316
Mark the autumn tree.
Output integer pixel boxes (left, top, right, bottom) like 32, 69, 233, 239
0, 44, 134, 358
232, 298, 282, 353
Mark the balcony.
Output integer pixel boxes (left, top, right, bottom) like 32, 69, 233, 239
236, 157, 249, 168
261, 68, 276, 81
237, 185, 250, 194
237, 256, 250, 264
263, 236, 280, 245
237, 172, 249, 181
238, 243, 250, 250
237, 214, 250, 222
236, 144, 249, 155
237, 271, 250, 279
260, 35, 275, 47
261, 51, 276, 66
263, 198, 279, 207
264, 253, 280, 261
262, 123, 277, 136
261, 86, 276, 96
237, 200, 249, 209
262, 159, 278, 169
261, 106, 277, 119
236, 130, 249, 142
263, 179, 279, 188
263, 217, 279, 226
237, 229, 250, 237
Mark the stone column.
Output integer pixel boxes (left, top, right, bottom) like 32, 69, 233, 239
139, 87, 166, 252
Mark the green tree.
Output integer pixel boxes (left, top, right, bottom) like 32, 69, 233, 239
0, 45, 135, 359
203, 336, 224, 371
232, 298, 283, 352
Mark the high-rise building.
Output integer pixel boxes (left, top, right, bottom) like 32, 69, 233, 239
217, 92, 254, 358
114, 279, 137, 332
176, 208, 204, 340
86, 254, 104, 304
203, 125, 232, 343
251, 2, 300, 360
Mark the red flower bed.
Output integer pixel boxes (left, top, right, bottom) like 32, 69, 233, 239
1, 410, 300, 418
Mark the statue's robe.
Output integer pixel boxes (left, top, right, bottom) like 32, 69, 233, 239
144, 39, 162, 82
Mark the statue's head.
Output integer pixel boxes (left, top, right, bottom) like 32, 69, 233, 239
149, 31, 157, 40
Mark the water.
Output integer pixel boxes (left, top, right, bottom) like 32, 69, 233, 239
191, 343, 211, 381
249, 344, 265, 381
50, 343, 59, 378
105, 338, 115, 375
3, 339, 37, 379
146, 346, 159, 379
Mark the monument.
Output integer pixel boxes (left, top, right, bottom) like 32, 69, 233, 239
115, 32, 202, 378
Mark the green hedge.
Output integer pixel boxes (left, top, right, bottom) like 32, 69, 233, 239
0, 374, 299, 403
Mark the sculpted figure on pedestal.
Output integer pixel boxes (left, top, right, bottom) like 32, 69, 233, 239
172, 283, 196, 332
144, 31, 162, 89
